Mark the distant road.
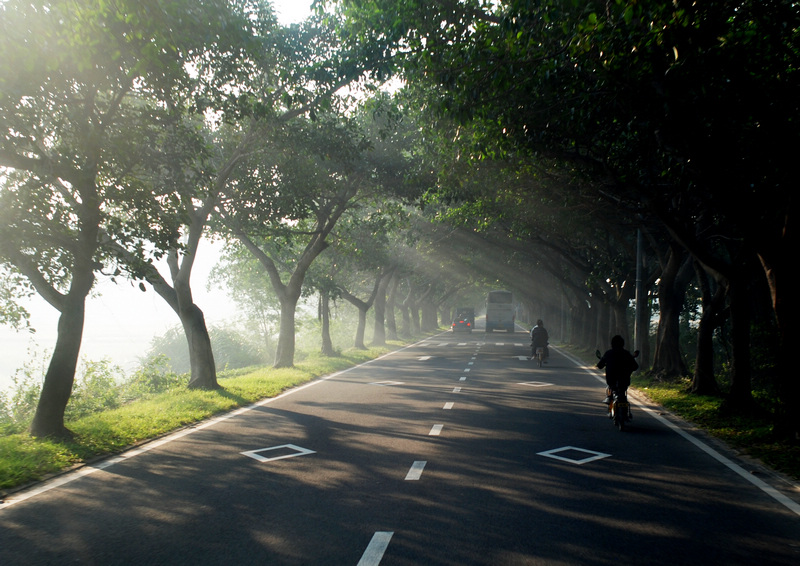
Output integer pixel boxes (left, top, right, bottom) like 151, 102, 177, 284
2, 326, 799, 565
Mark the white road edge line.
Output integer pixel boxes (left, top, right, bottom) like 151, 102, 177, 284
358, 531, 394, 566
557, 347, 800, 517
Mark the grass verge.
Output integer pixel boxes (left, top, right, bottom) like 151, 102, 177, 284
0, 344, 405, 494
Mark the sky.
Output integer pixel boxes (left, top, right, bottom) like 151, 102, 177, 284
0, 1, 315, 394
273, 0, 313, 25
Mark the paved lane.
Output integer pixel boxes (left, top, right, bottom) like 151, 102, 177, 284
1, 328, 798, 565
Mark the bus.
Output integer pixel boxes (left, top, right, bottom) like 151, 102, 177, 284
485, 290, 515, 332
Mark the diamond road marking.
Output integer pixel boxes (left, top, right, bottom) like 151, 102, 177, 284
241, 444, 316, 463
537, 446, 611, 465
519, 381, 554, 387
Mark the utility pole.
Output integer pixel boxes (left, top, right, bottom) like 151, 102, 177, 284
634, 228, 646, 359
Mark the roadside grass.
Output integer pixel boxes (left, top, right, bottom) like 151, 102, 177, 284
0, 344, 403, 493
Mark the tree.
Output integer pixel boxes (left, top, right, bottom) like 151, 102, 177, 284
217, 112, 369, 367
112, 2, 371, 388
0, 0, 247, 437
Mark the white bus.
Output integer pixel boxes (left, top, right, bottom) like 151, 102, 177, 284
485, 290, 515, 332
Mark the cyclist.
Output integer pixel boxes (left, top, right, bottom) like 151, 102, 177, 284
530, 319, 549, 362
597, 335, 639, 403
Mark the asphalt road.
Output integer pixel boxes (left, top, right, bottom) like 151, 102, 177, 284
2, 325, 799, 565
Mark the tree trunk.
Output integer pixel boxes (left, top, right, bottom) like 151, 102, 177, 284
274, 294, 298, 368
421, 299, 438, 331
140, 248, 219, 390
723, 274, 755, 413
320, 292, 335, 356
371, 269, 392, 346
692, 262, 724, 395
30, 291, 88, 438
172, 255, 218, 389
652, 247, 693, 378
403, 280, 420, 334
385, 273, 399, 341
354, 306, 368, 349
181, 303, 218, 389
339, 274, 382, 350
611, 300, 631, 345
399, 304, 411, 337
758, 238, 800, 440
595, 298, 610, 349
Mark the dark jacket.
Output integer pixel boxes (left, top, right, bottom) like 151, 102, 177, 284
597, 347, 639, 389
530, 325, 549, 348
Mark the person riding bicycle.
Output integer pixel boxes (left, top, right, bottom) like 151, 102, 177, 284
597, 335, 639, 403
530, 319, 549, 362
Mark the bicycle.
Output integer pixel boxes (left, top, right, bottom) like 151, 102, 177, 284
604, 386, 632, 431
532, 346, 545, 367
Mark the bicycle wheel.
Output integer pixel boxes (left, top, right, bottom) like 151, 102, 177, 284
614, 401, 630, 431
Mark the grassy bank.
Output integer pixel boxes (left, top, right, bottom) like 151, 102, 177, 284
0, 344, 406, 494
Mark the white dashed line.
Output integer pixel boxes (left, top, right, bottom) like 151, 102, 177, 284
429, 424, 444, 436
358, 531, 394, 565
405, 461, 427, 480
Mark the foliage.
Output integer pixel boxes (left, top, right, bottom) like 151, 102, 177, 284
0, 268, 35, 331
120, 355, 185, 401
64, 360, 125, 420
141, 325, 273, 375
0, 350, 51, 434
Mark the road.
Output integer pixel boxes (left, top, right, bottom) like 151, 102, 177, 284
2, 325, 799, 565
